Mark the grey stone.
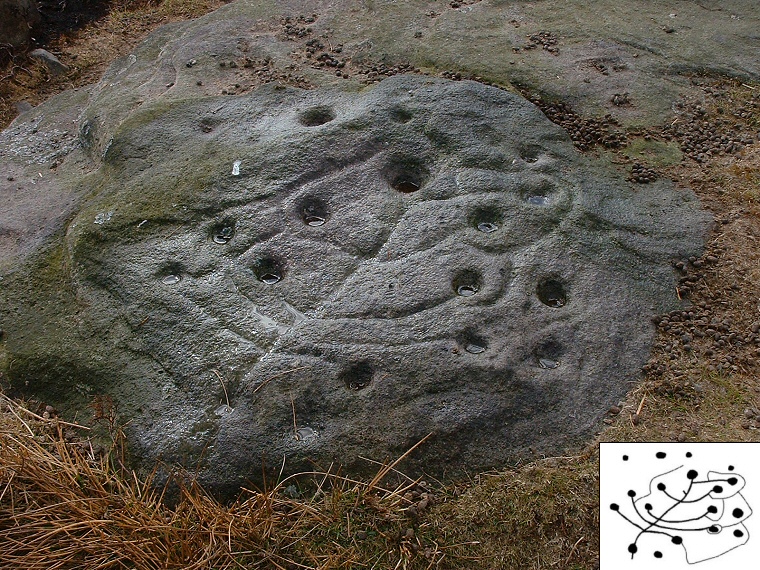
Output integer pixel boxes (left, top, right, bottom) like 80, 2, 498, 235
14, 100, 33, 114
29, 48, 69, 76
0, 71, 710, 496
0, 0, 39, 48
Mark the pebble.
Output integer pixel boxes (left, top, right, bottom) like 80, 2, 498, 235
667, 97, 756, 162
532, 98, 626, 150
629, 162, 657, 183
29, 48, 70, 76
15, 100, 34, 114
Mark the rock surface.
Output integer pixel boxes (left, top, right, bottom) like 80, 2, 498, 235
0, 74, 709, 493
0, 0, 719, 495
0, 0, 40, 48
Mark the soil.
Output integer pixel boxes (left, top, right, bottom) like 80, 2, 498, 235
1, 2, 759, 568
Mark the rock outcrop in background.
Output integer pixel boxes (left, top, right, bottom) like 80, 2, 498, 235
0, 0, 730, 495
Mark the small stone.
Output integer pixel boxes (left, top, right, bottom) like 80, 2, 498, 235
608, 405, 621, 415
632, 413, 641, 425
15, 100, 34, 114
29, 48, 69, 76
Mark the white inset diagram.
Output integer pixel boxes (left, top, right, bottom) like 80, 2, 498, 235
601, 443, 758, 568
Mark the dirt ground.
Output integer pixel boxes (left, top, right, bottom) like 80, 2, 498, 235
1, 1, 759, 568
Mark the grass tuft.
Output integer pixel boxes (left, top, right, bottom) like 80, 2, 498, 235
0, 391, 447, 569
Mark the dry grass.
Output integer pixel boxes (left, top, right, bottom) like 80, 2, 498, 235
0, 386, 606, 570
0, 393, 450, 570
425, 454, 599, 570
